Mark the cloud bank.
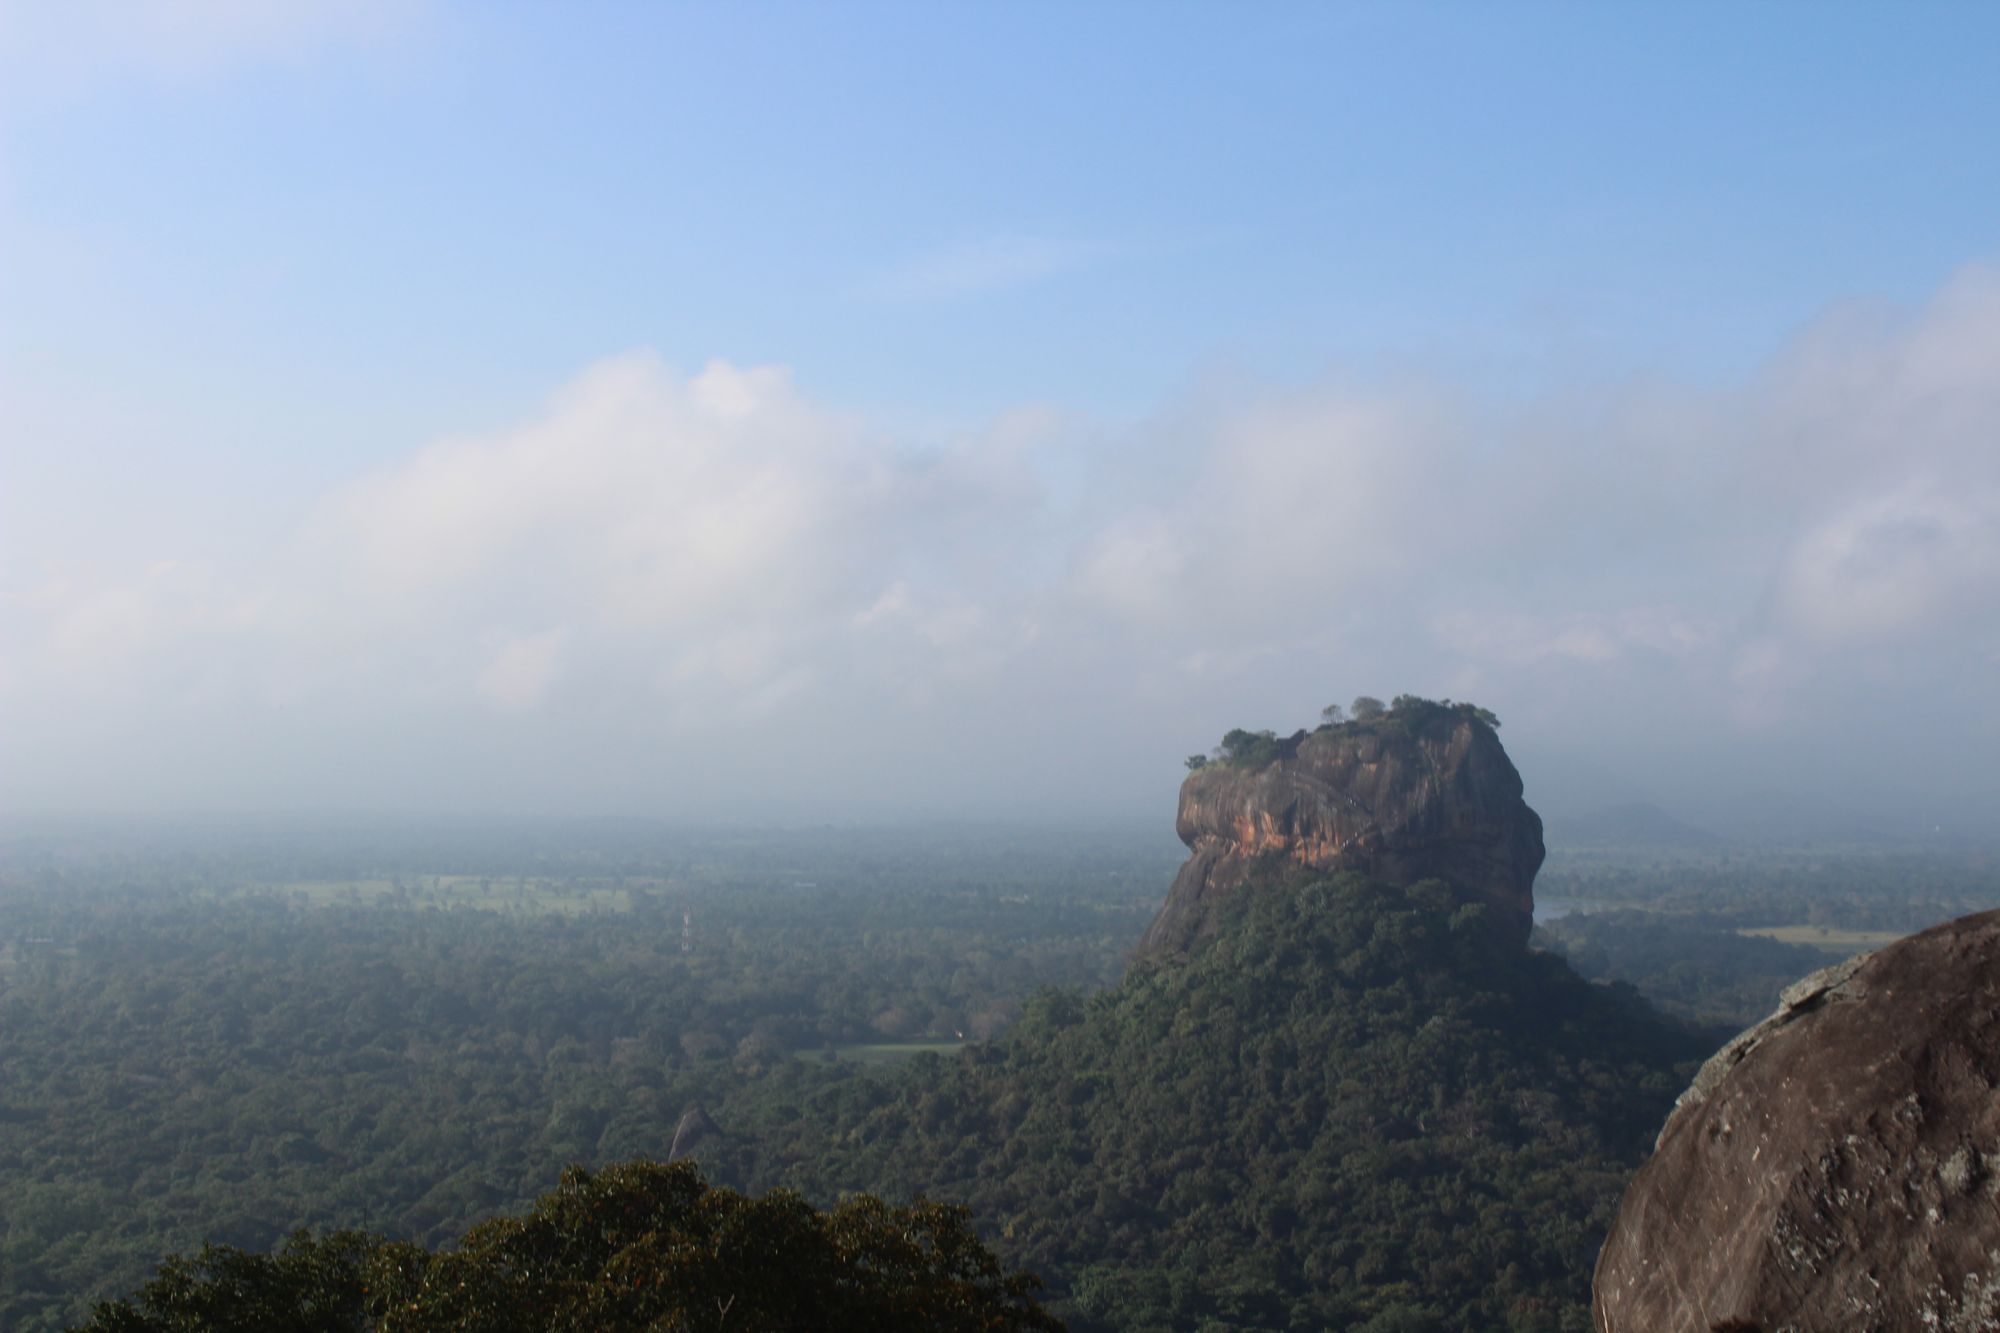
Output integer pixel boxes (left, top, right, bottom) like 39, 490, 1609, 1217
6, 268, 2000, 829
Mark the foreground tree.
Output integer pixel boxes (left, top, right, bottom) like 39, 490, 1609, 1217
79, 1161, 1061, 1333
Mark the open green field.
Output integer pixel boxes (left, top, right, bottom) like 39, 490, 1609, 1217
829, 1040, 970, 1065
1738, 924, 1906, 953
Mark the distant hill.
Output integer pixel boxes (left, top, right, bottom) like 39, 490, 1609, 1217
713, 701, 1707, 1330
1549, 801, 1720, 848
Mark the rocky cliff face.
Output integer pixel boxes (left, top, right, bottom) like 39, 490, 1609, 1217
668, 1104, 722, 1161
1134, 710, 1544, 960
1594, 909, 2000, 1332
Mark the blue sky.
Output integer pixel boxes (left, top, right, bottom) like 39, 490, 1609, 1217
13, 5, 1996, 424
5, 3, 2000, 830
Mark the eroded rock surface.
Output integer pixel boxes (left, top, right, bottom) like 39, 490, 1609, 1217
668, 1104, 722, 1161
1135, 711, 1543, 960
1594, 909, 2000, 1332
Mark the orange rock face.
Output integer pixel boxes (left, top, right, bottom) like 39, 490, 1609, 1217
1134, 712, 1543, 961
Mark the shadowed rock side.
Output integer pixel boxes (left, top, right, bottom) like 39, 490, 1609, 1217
668, 1104, 722, 1161
1135, 711, 1544, 960
1593, 909, 2000, 1332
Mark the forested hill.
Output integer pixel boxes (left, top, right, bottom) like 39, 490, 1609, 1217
704, 703, 1708, 1328
721, 871, 1706, 1330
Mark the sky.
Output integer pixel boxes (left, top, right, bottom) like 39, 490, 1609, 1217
3, 2, 1999, 835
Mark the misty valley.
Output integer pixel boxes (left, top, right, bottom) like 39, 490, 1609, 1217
14, 6, 2000, 1325
6, 709, 1999, 1330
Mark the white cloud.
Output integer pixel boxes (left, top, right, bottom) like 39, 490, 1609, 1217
291, 354, 882, 642
476, 629, 566, 712
1777, 479, 2000, 644
854, 583, 915, 628
1071, 391, 1452, 633
5, 354, 904, 732
11, 263, 2000, 820
1074, 516, 1185, 626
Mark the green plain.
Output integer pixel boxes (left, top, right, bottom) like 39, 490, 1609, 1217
829, 1040, 970, 1065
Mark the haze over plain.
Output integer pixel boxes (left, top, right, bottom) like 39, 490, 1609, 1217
4, 3, 1998, 835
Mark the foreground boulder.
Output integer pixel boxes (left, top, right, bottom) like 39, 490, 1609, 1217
1593, 909, 2000, 1332
1136, 702, 1543, 959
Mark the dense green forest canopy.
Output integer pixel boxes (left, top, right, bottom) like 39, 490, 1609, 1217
4, 820, 1996, 1329
0, 825, 1174, 1330
78, 1160, 1060, 1333
718, 872, 1708, 1331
